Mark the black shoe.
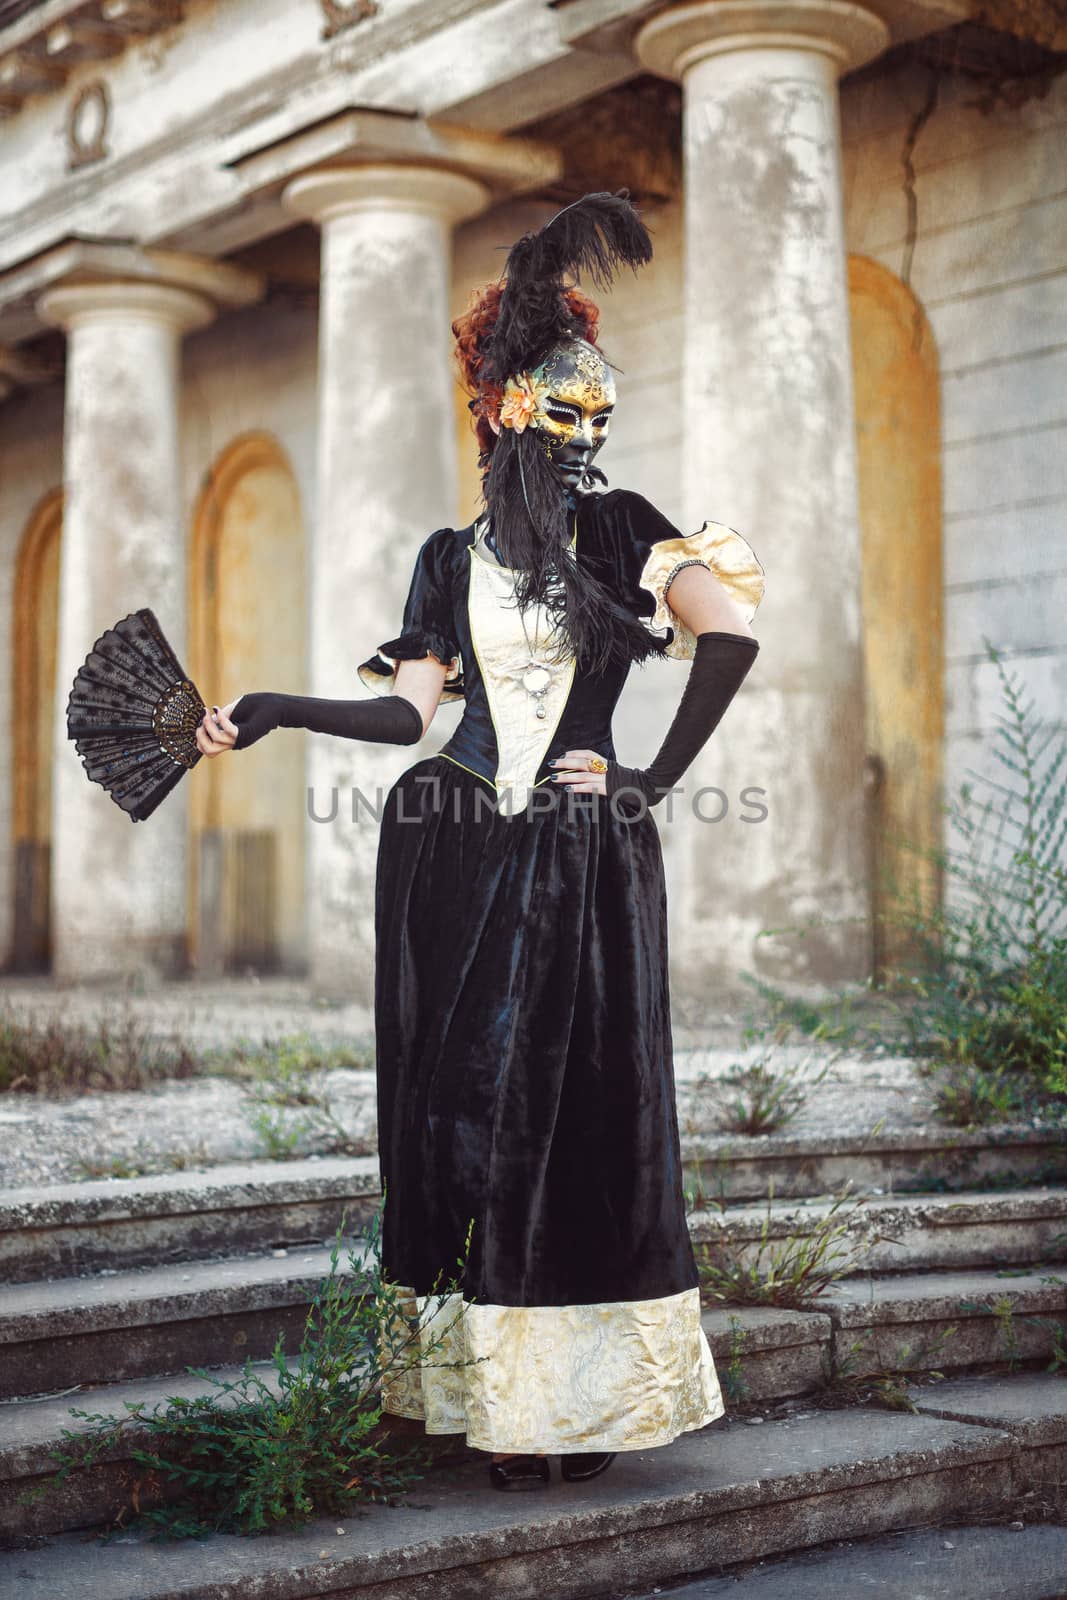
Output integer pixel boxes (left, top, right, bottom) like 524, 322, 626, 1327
560, 1451, 616, 1481
488, 1453, 551, 1491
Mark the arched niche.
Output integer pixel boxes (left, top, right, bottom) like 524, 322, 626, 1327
848, 255, 945, 982
188, 434, 308, 975
10, 488, 63, 972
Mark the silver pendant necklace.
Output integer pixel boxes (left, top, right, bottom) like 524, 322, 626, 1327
482, 521, 555, 719
520, 625, 553, 717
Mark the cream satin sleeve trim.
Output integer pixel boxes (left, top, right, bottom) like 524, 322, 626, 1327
638, 521, 766, 661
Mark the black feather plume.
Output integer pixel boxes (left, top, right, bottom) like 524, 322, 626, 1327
484, 190, 653, 385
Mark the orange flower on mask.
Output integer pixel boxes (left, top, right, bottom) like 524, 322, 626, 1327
498, 373, 539, 433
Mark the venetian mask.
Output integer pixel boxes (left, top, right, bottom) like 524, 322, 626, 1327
499, 339, 616, 490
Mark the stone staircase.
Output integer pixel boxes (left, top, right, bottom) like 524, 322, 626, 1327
1, 1130, 1066, 1598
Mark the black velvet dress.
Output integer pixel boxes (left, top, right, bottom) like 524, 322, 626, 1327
356, 488, 765, 1455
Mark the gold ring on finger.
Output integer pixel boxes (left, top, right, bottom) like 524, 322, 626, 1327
588, 756, 608, 774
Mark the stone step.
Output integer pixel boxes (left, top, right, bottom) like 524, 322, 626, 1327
0, 1228, 829, 1415
1, 1363, 279, 1539
4, 1263, 1064, 1536
679, 1124, 1067, 1206
821, 1267, 1067, 1383
4, 1189, 1064, 1402
0, 1240, 371, 1402
0, 1156, 383, 1284
692, 1186, 1067, 1274
8, 1152, 1067, 1286
0, 1304, 834, 1538
2, 1303, 825, 1537
705, 1265, 1067, 1407
0, 1406, 1023, 1599
702, 1305, 831, 1405
625, 1523, 1067, 1599
908, 1371, 1067, 1495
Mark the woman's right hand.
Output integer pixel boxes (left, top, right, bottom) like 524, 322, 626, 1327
196, 697, 243, 758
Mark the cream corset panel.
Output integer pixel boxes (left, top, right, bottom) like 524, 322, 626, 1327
465, 543, 577, 816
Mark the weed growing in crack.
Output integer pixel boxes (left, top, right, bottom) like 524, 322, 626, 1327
723, 1315, 750, 1403
694, 1183, 896, 1310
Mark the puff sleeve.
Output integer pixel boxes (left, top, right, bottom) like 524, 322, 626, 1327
356, 528, 465, 702
609, 491, 766, 660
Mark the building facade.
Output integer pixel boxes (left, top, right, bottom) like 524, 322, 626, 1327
0, 0, 1063, 1004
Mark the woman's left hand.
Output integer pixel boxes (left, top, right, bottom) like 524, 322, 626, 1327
196, 697, 243, 757
549, 749, 608, 795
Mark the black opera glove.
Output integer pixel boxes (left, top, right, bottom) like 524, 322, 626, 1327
605, 631, 760, 816
230, 691, 424, 751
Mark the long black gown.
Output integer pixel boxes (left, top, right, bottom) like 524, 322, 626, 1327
357, 487, 765, 1455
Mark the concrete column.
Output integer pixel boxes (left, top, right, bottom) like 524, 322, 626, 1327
282, 164, 489, 1001
636, 1, 889, 991
39, 280, 214, 983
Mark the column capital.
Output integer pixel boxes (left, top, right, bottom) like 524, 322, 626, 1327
38, 279, 216, 335
282, 163, 490, 228
636, 0, 890, 79
0, 240, 263, 346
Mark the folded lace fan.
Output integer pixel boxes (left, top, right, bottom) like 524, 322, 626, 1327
65, 608, 207, 823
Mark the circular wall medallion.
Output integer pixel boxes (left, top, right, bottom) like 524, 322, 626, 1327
68, 80, 110, 170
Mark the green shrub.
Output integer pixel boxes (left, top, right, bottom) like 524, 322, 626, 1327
28, 1201, 480, 1539
740, 640, 1067, 1119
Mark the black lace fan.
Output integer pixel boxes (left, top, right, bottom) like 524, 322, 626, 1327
66, 608, 207, 823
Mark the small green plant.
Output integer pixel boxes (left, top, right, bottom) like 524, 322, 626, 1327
1012, 1315, 1067, 1376
993, 1294, 1021, 1370
213, 1032, 375, 1080
70, 1144, 215, 1182
236, 1033, 371, 1159
71, 1152, 157, 1182
826, 1324, 954, 1411
958, 1293, 1025, 1370
930, 1063, 1030, 1128
694, 1183, 890, 1309
738, 989, 882, 1053
723, 1315, 749, 1403
27, 1200, 481, 1539
682, 1159, 728, 1217
707, 1044, 833, 1136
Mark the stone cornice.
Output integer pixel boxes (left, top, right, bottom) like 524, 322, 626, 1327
0, 0, 185, 119
229, 108, 560, 212
0, 238, 263, 345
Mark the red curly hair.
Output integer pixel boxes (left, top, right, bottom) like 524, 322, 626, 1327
452, 281, 602, 471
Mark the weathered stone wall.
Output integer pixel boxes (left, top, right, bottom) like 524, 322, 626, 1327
840, 58, 1067, 808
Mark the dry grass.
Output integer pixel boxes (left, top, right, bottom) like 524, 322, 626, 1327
0, 996, 198, 1096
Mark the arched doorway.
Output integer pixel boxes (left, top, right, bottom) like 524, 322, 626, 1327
11, 489, 63, 972
849, 256, 945, 982
189, 435, 308, 975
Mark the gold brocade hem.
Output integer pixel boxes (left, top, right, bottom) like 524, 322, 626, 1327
376, 1284, 724, 1455
639, 521, 766, 660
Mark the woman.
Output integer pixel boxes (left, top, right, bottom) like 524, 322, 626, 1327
196, 193, 765, 1492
